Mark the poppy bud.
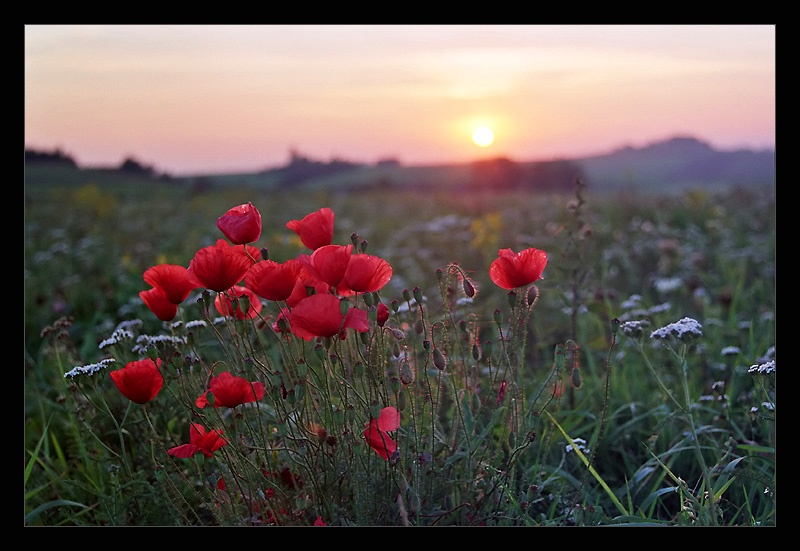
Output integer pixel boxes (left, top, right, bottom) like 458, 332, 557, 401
400, 360, 414, 385
463, 277, 476, 298
433, 347, 447, 371
397, 389, 407, 411
571, 366, 583, 389
527, 285, 539, 307
507, 290, 517, 308
494, 309, 503, 326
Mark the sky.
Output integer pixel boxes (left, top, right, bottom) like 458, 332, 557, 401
24, 24, 775, 176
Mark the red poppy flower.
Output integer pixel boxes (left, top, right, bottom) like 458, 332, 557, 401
300, 244, 353, 288
143, 264, 197, 304
286, 268, 330, 307
214, 285, 263, 320
363, 406, 400, 460
188, 244, 253, 292
217, 202, 262, 245
195, 371, 265, 409
214, 238, 261, 262
168, 423, 228, 458
245, 258, 304, 302
343, 254, 393, 293
286, 207, 335, 250
489, 247, 548, 290
139, 287, 178, 321
109, 358, 164, 404
288, 293, 369, 340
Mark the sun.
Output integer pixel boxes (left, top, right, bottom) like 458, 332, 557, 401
472, 126, 495, 148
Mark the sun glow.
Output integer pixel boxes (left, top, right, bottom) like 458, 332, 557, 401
472, 126, 495, 148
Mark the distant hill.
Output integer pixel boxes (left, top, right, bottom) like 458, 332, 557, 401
574, 136, 775, 192
25, 136, 775, 194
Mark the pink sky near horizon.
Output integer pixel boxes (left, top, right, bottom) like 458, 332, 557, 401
25, 24, 775, 176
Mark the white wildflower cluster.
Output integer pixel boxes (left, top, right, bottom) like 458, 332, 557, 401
654, 276, 684, 294
748, 360, 775, 375
619, 319, 650, 339
618, 294, 671, 322
64, 358, 116, 379
98, 320, 143, 349
748, 346, 775, 376
650, 317, 703, 342
720, 346, 741, 357
132, 334, 188, 355
99, 328, 135, 349
565, 437, 590, 454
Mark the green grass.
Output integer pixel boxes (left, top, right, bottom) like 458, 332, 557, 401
24, 172, 775, 526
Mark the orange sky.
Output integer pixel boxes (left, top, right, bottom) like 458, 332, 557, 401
24, 24, 775, 176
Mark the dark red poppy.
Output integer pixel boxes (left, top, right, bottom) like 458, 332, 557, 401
168, 423, 228, 458
246, 258, 303, 302
300, 244, 353, 288
489, 247, 548, 290
109, 358, 164, 404
217, 202, 262, 245
139, 287, 178, 321
195, 371, 265, 409
343, 254, 393, 293
286, 207, 335, 250
188, 244, 253, 292
363, 406, 400, 460
288, 293, 369, 340
214, 285, 263, 320
143, 264, 198, 304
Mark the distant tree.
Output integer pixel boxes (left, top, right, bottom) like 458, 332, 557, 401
24, 148, 78, 167
118, 157, 156, 178
269, 150, 364, 186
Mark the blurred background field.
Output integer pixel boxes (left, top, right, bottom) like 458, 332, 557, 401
24, 160, 775, 525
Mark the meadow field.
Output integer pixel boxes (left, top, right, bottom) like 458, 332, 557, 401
24, 173, 776, 526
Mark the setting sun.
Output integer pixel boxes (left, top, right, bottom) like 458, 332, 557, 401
472, 126, 495, 148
